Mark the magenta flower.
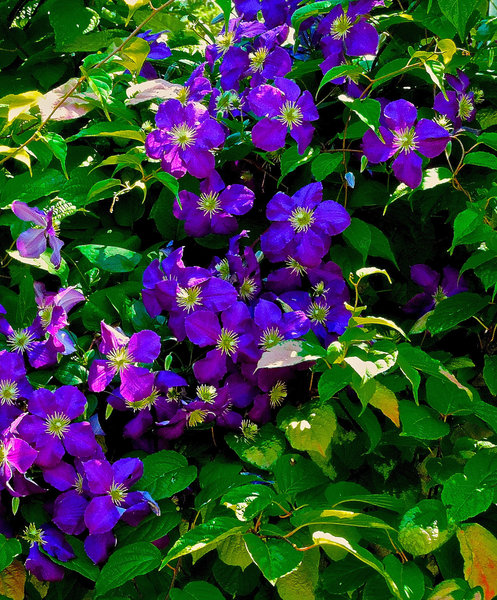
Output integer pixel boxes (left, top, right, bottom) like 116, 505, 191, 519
247, 77, 319, 154
88, 322, 161, 400
362, 99, 450, 188
260, 182, 350, 267
11, 201, 64, 268
145, 99, 226, 179
0, 431, 38, 496
173, 170, 254, 237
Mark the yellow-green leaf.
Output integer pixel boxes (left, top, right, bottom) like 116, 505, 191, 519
457, 523, 497, 600
437, 39, 457, 64
0, 91, 42, 122
0, 146, 31, 173
367, 381, 400, 427
0, 560, 25, 600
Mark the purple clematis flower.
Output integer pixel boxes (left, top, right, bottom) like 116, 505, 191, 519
247, 77, 319, 154
88, 322, 161, 400
173, 170, 254, 237
145, 99, 226, 179
137, 30, 172, 79
433, 69, 475, 129
24, 524, 75, 582
0, 349, 33, 407
362, 99, 451, 188
205, 18, 266, 66
11, 201, 64, 268
185, 302, 259, 384
404, 264, 468, 316
317, 0, 382, 75
82, 457, 144, 534
176, 63, 212, 105
260, 182, 350, 267
18, 386, 99, 469
234, 0, 298, 28
254, 298, 309, 351
0, 427, 38, 496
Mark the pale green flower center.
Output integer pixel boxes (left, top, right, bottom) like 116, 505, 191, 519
433, 286, 446, 304
250, 48, 269, 73
107, 346, 133, 372
169, 122, 197, 150
313, 281, 328, 297
393, 127, 418, 153
216, 31, 235, 54
285, 256, 308, 275
289, 207, 315, 233
239, 277, 258, 301
307, 301, 330, 324
126, 386, 161, 411
198, 192, 221, 216
0, 380, 19, 405
216, 328, 239, 356
216, 258, 231, 280
260, 327, 284, 350
269, 381, 287, 408
331, 13, 353, 39
188, 409, 209, 427
39, 305, 54, 329
0, 442, 6, 465
74, 473, 84, 494
176, 87, 190, 105
241, 419, 258, 441
176, 285, 203, 312
277, 101, 303, 129
458, 94, 474, 120
108, 481, 128, 506
45, 411, 71, 438
196, 384, 218, 403
22, 523, 45, 546
7, 329, 35, 353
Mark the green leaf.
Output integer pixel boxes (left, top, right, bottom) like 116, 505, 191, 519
226, 423, 287, 470
76, 245, 141, 273
0, 535, 21, 572
42, 132, 68, 177
215, 0, 231, 28
277, 398, 337, 457
273, 454, 328, 500
383, 555, 425, 600
339, 95, 382, 134
351, 316, 405, 338
95, 542, 161, 597
86, 178, 121, 203
162, 518, 245, 566
1, 168, 66, 207
367, 224, 398, 266
319, 65, 364, 91
399, 401, 450, 440
140, 450, 197, 500
170, 581, 226, 600
426, 293, 488, 334
49, 0, 93, 49
221, 484, 275, 521
291, 0, 342, 32
67, 121, 145, 142
153, 171, 180, 198
464, 151, 497, 170
276, 548, 319, 600
425, 376, 473, 416
244, 532, 303, 584
311, 531, 401, 598
311, 153, 342, 181
318, 366, 352, 401
442, 450, 497, 522
479, 132, 497, 151
118, 37, 150, 74
437, 0, 484, 39
343, 218, 371, 264
290, 507, 394, 533
278, 145, 317, 183
117, 501, 180, 546
484, 355, 497, 395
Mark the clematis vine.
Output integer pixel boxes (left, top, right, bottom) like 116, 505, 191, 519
173, 170, 255, 237
260, 182, 351, 267
145, 99, 226, 179
362, 99, 451, 188
11, 201, 64, 268
247, 77, 319, 153
88, 322, 161, 400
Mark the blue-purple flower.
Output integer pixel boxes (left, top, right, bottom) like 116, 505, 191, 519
362, 99, 451, 188
404, 264, 468, 316
173, 170, 254, 237
24, 524, 75, 581
433, 69, 475, 129
260, 182, 350, 267
247, 78, 319, 153
145, 100, 226, 179
11, 201, 64, 268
